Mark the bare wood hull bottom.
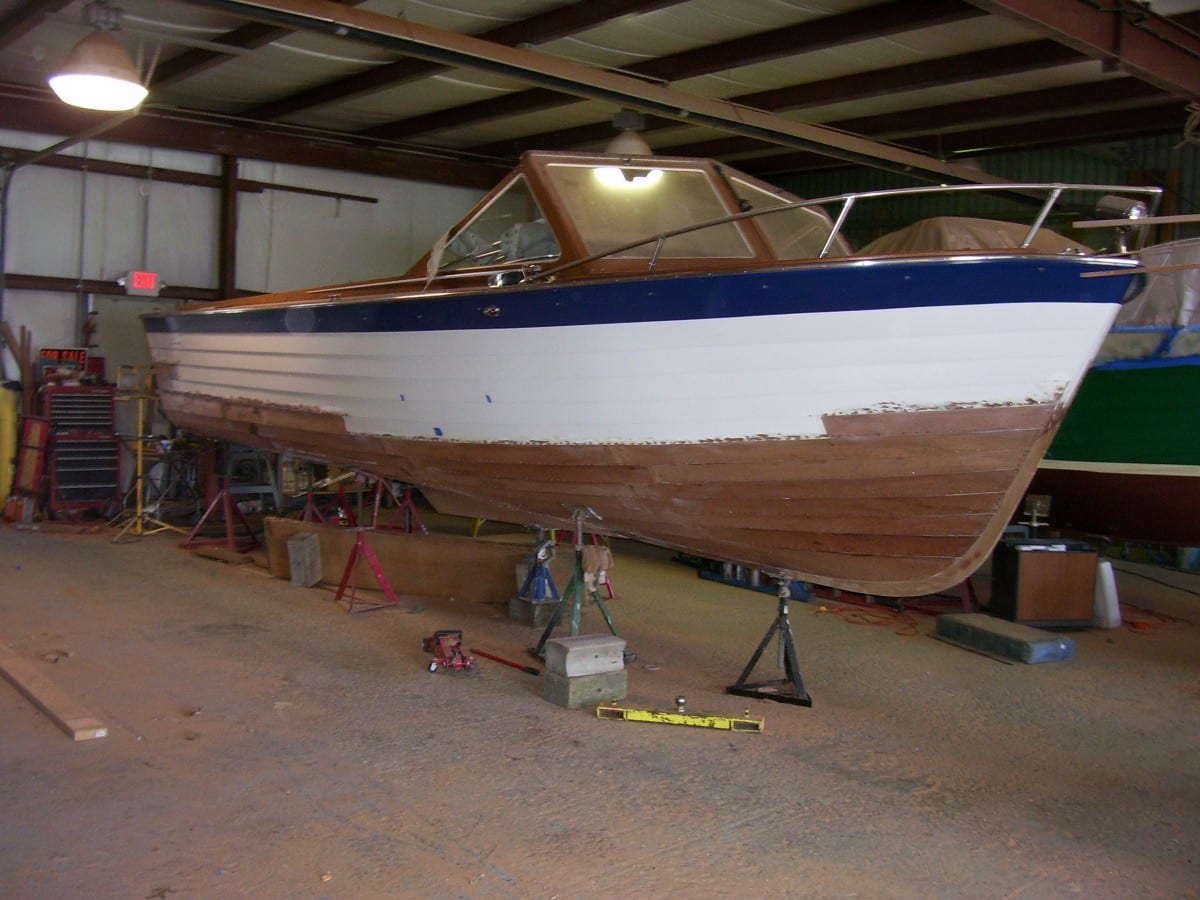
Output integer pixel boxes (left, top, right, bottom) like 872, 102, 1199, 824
159, 389, 1060, 597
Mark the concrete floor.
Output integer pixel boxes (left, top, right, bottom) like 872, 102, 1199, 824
1, 520, 1198, 898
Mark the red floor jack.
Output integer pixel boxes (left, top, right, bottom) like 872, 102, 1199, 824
422, 630, 475, 673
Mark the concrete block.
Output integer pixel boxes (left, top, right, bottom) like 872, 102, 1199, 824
287, 532, 322, 587
935, 613, 1075, 664
508, 595, 560, 628
544, 634, 626, 677
541, 670, 627, 709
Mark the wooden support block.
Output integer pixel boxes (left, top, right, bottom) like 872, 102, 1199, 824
0, 643, 108, 741
263, 517, 530, 604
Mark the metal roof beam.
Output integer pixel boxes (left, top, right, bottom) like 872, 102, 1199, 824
626, 0, 982, 84
665, 79, 1168, 159
151, 21, 298, 88
738, 103, 1186, 177
364, 0, 981, 142
174, 0, 1008, 184
0, 87, 505, 188
249, 0, 684, 121
964, 0, 1200, 98
0, 0, 73, 51
152, 2, 371, 89
467, 37, 1082, 158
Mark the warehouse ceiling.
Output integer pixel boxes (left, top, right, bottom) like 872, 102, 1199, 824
1, 0, 1199, 189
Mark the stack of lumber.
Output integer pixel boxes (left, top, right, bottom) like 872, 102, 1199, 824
0, 320, 35, 410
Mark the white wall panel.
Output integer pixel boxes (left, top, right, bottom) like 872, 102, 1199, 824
236, 159, 481, 293
1, 290, 78, 374
0, 129, 485, 380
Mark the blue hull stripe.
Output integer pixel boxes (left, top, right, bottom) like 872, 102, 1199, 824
143, 258, 1135, 335
1095, 355, 1200, 372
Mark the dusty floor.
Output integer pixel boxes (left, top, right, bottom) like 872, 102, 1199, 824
1, 518, 1198, 899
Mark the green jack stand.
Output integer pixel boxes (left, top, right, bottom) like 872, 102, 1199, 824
531, 508, 632, 662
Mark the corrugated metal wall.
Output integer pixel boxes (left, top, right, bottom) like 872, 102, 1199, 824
774, 134, 1200, 248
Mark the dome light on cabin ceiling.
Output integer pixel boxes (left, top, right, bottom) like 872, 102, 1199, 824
48, 0, 147, 112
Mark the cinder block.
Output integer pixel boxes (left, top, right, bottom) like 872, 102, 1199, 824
287, 532, 322, 587
544, 634, 626, 677
508, 595, 560, 628
935, 613, 1075, 664
541, 669, 627, 709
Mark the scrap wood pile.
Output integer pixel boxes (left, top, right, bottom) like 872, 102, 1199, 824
0, 321, 35, 411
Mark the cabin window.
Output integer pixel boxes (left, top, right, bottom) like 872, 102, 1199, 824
728, 177, 850, 259
546, 163, 753, 259
438, 175, 560, 272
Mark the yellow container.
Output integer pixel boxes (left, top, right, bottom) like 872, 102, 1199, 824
0, 382, 17, 501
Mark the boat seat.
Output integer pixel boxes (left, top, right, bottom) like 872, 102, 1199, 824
500, 220, 559, 263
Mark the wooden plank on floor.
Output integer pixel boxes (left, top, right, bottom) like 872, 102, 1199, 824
0, 643, 108, 741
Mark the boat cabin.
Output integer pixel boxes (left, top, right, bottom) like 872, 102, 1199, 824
407, 150, 850, 284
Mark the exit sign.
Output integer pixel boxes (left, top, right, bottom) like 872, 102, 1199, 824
125, 270, 160, 297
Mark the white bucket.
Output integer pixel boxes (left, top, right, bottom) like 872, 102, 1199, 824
1093, 560, 1121, 629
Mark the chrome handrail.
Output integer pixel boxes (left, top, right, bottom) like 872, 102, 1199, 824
536, 181, 1164, 281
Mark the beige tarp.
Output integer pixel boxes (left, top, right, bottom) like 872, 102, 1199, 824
858, 216, 1090, 256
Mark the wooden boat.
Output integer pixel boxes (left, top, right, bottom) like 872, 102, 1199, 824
142, 151, 1155, 595
1032, 236, 1200, 545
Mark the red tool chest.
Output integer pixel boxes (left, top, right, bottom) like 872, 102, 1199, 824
41, 385, 121, 517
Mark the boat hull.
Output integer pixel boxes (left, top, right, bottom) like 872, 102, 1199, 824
145, 258, 1131, 595
158, 390, 1059, 595
1032, 355, 1200, 544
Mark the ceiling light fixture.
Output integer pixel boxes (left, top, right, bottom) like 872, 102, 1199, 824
605, 108, 652, 157
48, 1, 147, 112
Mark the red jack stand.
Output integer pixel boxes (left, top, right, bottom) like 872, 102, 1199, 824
333, 528, 400, 613
371, 481, 428, 534
181, 479, 260, 553
300, 482, 358, 526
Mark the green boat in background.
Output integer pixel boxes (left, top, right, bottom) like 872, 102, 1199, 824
1032, 236, 1200, 544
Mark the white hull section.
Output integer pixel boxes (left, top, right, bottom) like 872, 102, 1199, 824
147, 301, 1117, 445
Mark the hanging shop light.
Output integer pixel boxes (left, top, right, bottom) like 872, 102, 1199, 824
48, 1, 147, 111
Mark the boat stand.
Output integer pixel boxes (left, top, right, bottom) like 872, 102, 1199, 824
333, 528, 401, 613
518, 535, 560, 604
181, 478, 260, 553
726, 577, 812, 708
371, 481, 428, 534
300, 481, 358, 526
532, 508, 629, 660
553, 529, 616, 598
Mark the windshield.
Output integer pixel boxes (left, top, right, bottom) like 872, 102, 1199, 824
546, 162, 753, 259
728, 176, 850, 259
438, 175, 561, 272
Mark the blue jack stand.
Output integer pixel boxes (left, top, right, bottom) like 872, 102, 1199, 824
518, 538, 560, 605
